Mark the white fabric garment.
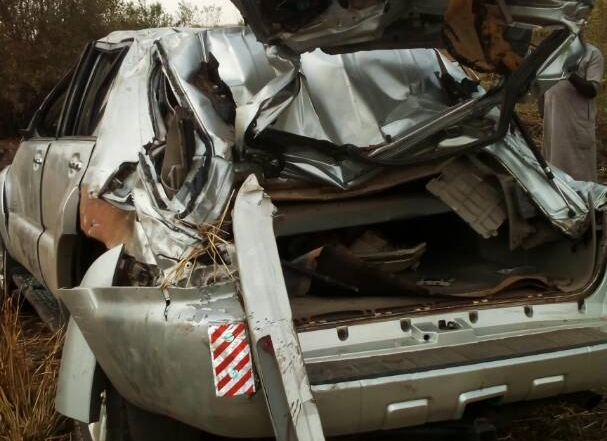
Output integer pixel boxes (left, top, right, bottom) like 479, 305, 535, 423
543, 43, 604, 181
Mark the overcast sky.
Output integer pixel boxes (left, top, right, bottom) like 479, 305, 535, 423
156, 0, 242, 23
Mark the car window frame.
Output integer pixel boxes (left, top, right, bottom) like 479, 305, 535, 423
58, 41, 129, 139
71, 46, 128, 137
23, 65, 76, 140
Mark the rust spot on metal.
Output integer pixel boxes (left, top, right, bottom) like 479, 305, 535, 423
80, 186, 136, 249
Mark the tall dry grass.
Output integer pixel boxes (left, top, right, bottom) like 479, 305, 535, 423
0, 295, 70, 441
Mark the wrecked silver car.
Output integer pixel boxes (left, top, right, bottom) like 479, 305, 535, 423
2, 0, 607, 439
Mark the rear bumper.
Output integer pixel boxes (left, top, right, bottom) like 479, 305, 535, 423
311, 336, 607, 434
58, 276, 607, 438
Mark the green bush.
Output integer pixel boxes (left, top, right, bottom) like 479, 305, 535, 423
0, 0, 173, 138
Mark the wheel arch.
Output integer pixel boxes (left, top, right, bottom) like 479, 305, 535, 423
56, 318, 108, 423
55, 246, 122, 423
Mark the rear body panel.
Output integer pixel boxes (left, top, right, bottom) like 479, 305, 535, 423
57, 179, 607, 437
57, 260, 607, 437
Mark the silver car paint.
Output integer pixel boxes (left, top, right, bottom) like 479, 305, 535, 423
58, 261, 274, 438
5, 138, 51, 283
56, 181, 607, 437
55, 318, 101, 424
55, 245, 121, 423
0, 10, 604, 437
38, 137, 96, 292
233, 175, 325, 441
62, 28, 602, 280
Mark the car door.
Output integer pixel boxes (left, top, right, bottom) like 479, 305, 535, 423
38, 43, 128, 292
4, 71, 74, 283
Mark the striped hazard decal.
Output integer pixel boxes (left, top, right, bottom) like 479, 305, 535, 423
209, 323, 256, 397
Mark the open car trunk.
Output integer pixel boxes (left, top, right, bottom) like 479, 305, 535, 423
269, 154, 599, 330
119, 25, 606, 333
89, 6, 607, 338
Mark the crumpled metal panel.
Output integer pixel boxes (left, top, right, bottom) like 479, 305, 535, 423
234, 46, 475, 189
247, 48, 469, 148
84, 28, 270, 195
200, 29, 278, 108
84, 30, 175, 197
233, 175, 326, 441
82, 25, 606, 268
131, 180, 201, 270
58, 281, 274, 438
486, 136, 591, 237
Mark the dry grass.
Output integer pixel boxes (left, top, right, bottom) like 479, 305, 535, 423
161, 191, 236, 289
498, 395, 607, 441
0, 294, 70, 441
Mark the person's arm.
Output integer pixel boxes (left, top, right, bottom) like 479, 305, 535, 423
568, 73, 598, 98
569, 46, 604, 99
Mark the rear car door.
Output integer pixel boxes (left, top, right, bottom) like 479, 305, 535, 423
38, 43, 128, 292
4, 71, 73, 282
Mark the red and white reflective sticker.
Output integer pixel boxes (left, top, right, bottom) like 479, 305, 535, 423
209, 323, 256, 397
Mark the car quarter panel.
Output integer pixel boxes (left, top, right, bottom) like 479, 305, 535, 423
57, 280, 274, 438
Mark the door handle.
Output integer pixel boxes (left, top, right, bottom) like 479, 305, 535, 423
68, 159, 83, 171
33, 153, 43, 165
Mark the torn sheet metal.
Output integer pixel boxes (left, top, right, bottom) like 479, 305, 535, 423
58, 278, 274, 437
233, 175, 326, 441
265, 159, 452, 201
235, 46, 301, 150
84, 28, 273, 197
209, 323, 256, 397
84, 30, 173, 198
80, 26, 602, 256
264, 49, 469, 150
238, 47, 475, 189
486, 135, 590, 238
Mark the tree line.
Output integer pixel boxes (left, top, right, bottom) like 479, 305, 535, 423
0, 0, 229, 138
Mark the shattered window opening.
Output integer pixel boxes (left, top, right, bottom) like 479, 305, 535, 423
72, 47, 128, 137
37, 73, 72, 138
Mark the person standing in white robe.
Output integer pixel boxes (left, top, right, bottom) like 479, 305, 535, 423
542, 39, 604, 182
